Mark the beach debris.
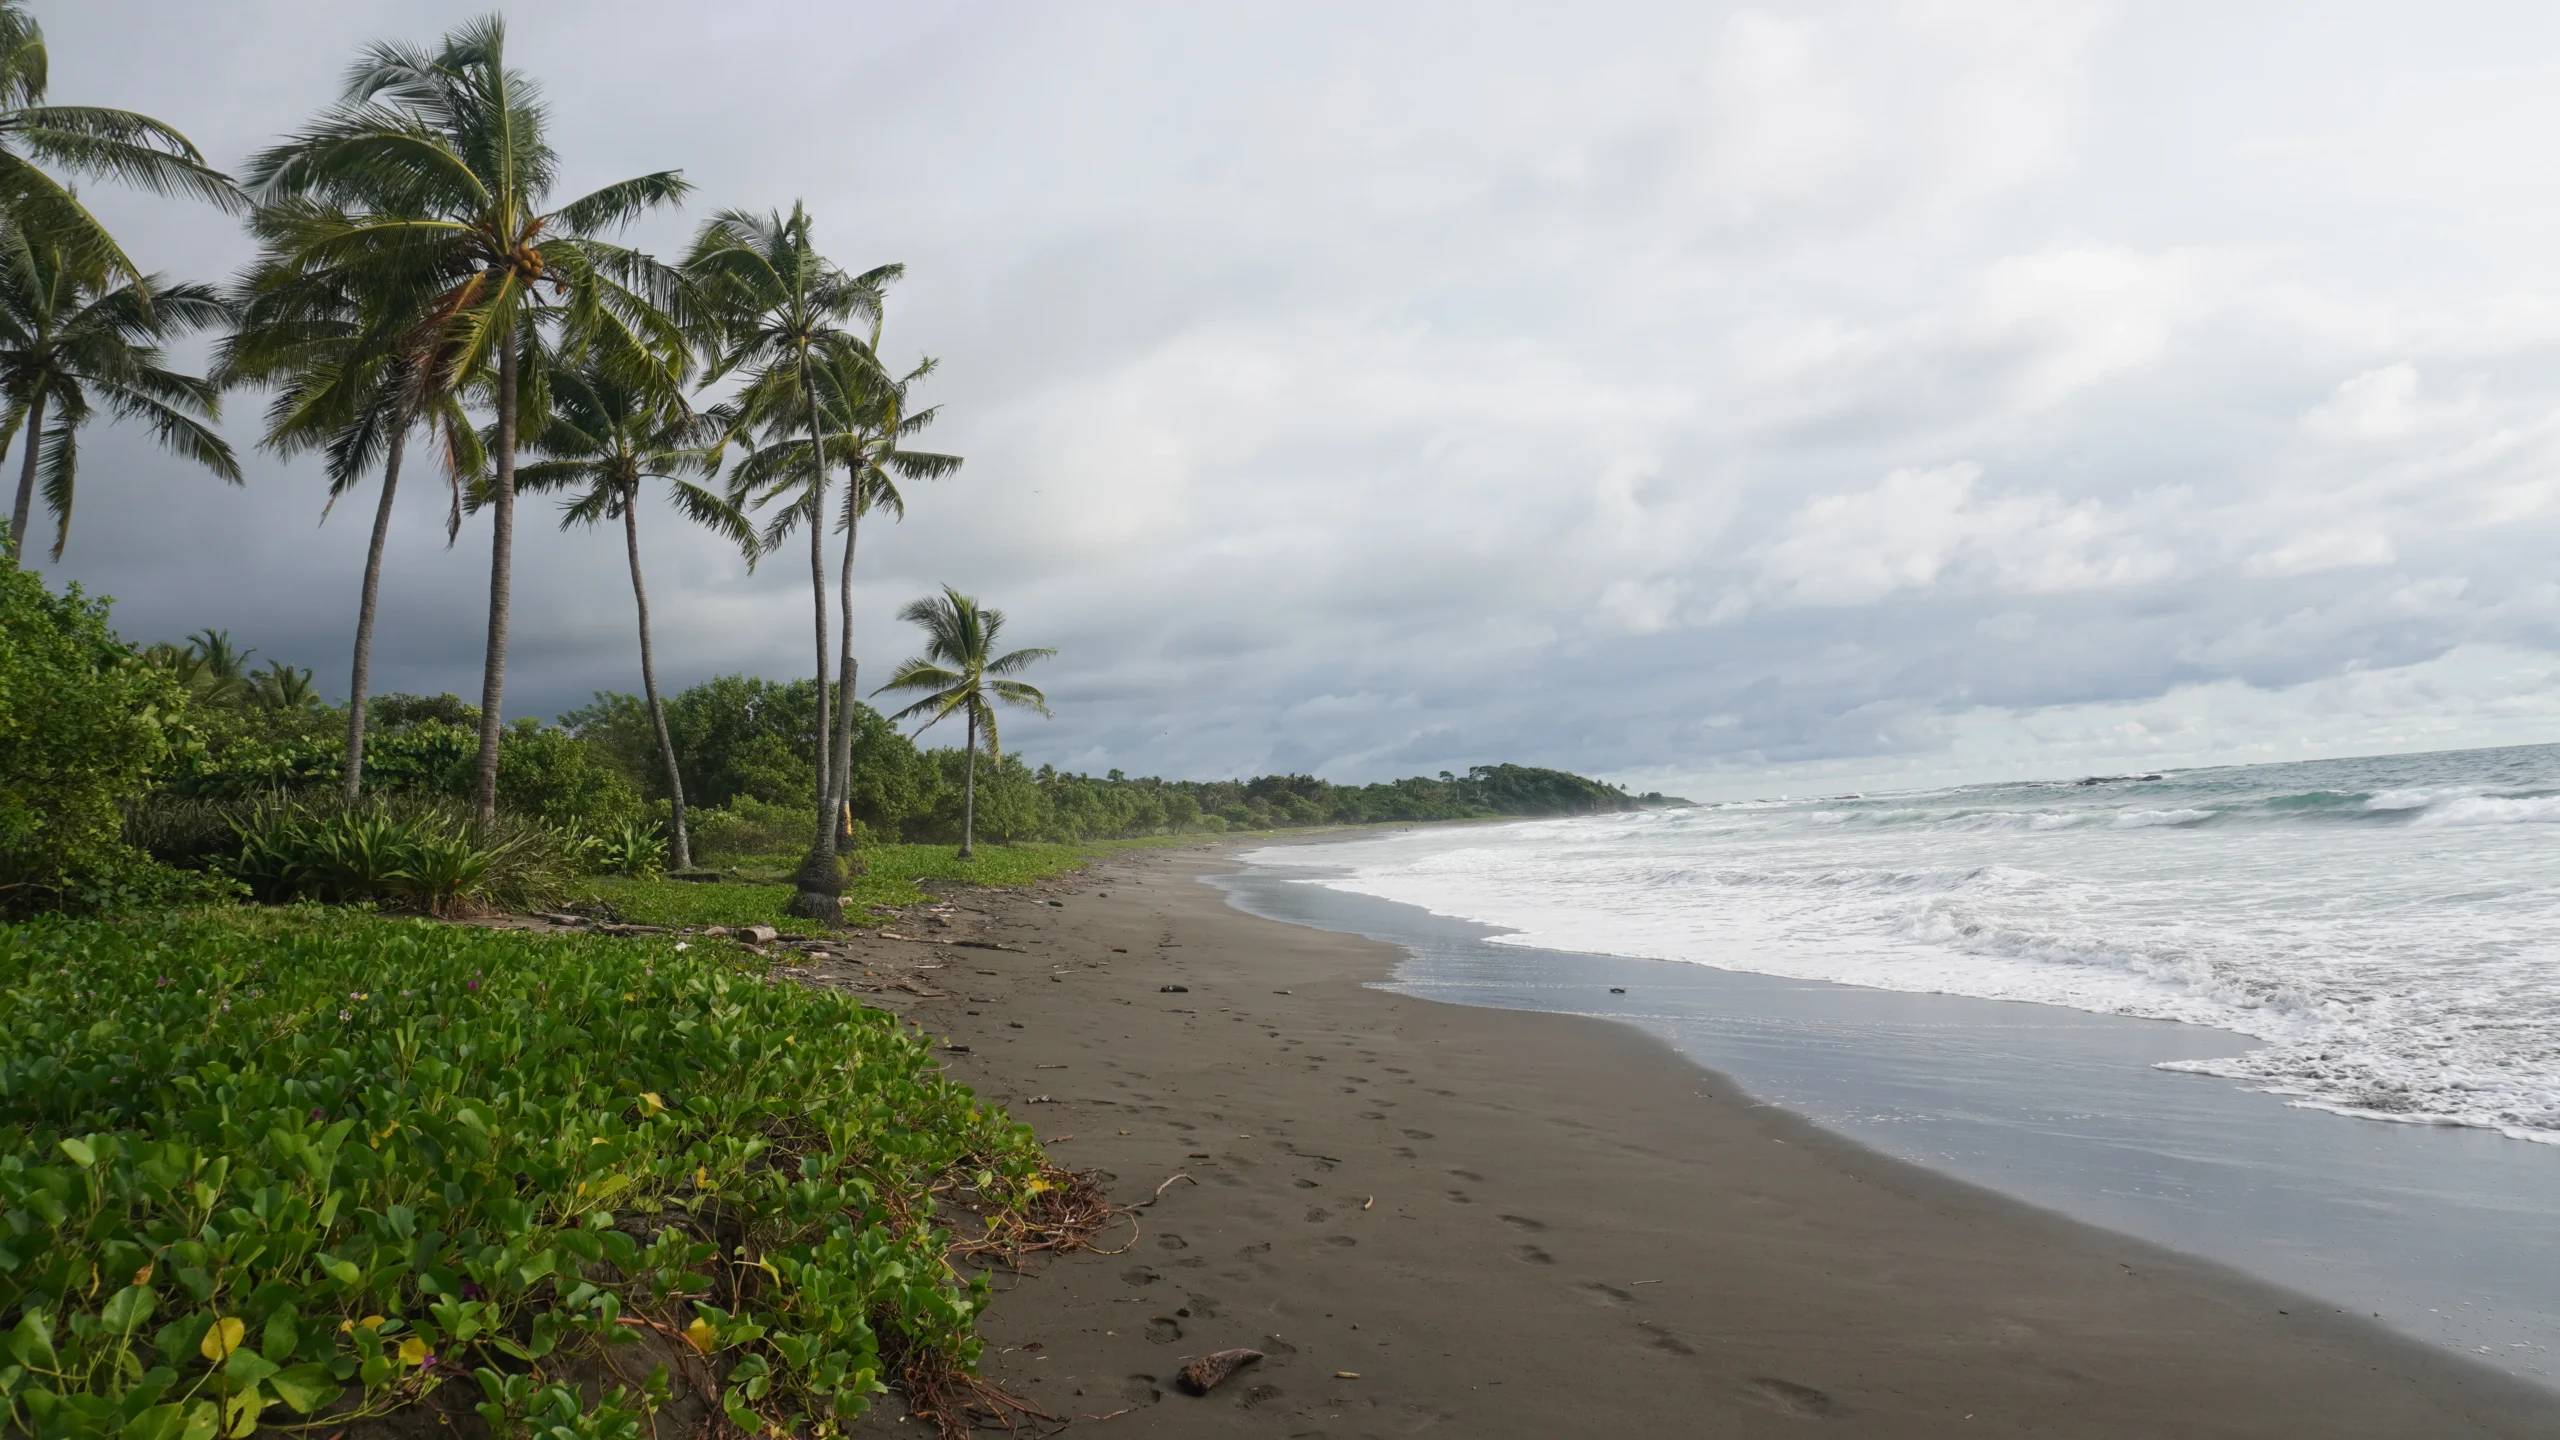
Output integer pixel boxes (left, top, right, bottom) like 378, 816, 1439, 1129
1176, 1348, 1263, 1396
740, 924, 780, 945
1187, 1151, 1210, 1158
1273, 988, 1291, 994
1026, 1094, 1057, 1104
1047, 900, 1066, 907
1362, 1195, 1375, 1210
977, 968, 1001, 975
1160, 984, 1190, 993
943, 1043, 971, 1053
1609, 987, 1626, 994
1334, 1371, 1361, 1379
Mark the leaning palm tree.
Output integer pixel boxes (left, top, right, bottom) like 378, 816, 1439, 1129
686, 203, 891, 917
0, 0, 242, 289
216, 252, 479, 799
243, 15, 688, 824
517, 344, 754, 870
874, 586, 1054, 860
727, 342, 959, 849
0, 231, 237, 562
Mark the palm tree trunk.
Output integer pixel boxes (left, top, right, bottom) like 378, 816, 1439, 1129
470, 338, 518, 828
6, 385, 48, 565
786, 355, 843, 923
830, 479, 860, 852
624, 487, 690, 870
961, 706, 978, 860
342, 424, 405, 801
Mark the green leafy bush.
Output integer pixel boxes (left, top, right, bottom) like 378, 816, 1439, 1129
0, 567, 208, 915
0, 912, 1045, 1439
588, 822, 666, 880
223, 803, 578, 917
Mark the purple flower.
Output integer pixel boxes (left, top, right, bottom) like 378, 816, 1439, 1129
309, 1108, 323, 1122
460, 1281, 483, 1300
466, 980, 479, 992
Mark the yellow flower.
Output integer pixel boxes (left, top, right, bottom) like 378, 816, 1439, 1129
684, 1317, 716, 1353
199, 1317, 245, 1360
640, 1092, 665, 1113
398, 1336, 429, 1366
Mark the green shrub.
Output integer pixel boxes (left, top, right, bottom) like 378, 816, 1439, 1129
684, 797, 808, 863
496, 723, 640, 831
0, 567, 207, 915
223, 802, 578, 916
588, 822, 666, 880
0, 911, 1046, 1439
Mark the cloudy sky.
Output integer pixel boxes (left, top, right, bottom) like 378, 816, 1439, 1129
31, 1, 2560, 798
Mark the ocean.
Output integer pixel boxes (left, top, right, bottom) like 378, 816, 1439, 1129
1252, 743, 2560, 1145
1223, 742, 2560, 1382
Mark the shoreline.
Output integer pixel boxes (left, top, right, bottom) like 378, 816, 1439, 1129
819, 845, 2559, 1436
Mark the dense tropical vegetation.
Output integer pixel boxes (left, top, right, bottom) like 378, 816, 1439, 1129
0, 5, 1665, 1436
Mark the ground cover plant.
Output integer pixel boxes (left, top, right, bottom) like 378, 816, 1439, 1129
0, 910, 1052, 1440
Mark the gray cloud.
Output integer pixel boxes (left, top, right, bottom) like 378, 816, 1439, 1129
30, 1, 2560, 799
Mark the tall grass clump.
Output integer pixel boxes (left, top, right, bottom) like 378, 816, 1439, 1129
0, 911, 1047, 1439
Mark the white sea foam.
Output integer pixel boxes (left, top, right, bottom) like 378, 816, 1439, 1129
1247, 746, 2560, 1145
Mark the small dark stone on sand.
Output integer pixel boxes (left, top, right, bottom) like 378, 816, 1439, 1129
1610, 987, 1626, 994
1161, 984, 1190, 993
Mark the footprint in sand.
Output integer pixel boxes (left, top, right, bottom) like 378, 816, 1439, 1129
1742, 1377, 1841, 1417
1304, 1206, 1330, 1222
1324, 1235, 1357, 1247
1359, 1111, 1387, 1120
1122, 1265, 1160, 1286
1447, 1168, 1485, 1181
1238, 1383, 1284, 1408
1639, 1323, 1697, 1357
1182, 1292, 1222, 1318
1578, 1282, 1635, 1306
1512, 1245, 1554, 1264
1145, 1317, 1182, 1344
1156, 1233, 1189, 1250
1400, 1129, 1434, 1140
1445, 1190, 1473, 1204
1389, 1146, 1419, 1159
1499, 1215, 1547, 1232
1119, 1375, 1163, 1405
1293, 1178, 1320, 1189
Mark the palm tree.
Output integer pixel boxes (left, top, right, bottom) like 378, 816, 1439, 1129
0, 232, 237, 562
243, 15, 688, 825
0, 0, 242, 289
216, 251, 479, 800
728, 342, 959, 850
875, 586, 1055, 860
517, 345, 754, 870
686, 203, 890, 917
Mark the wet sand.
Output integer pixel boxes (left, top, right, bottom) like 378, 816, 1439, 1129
814, 845, 2560, 1437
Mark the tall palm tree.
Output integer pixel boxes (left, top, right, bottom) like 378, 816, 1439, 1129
0, 0, 242, 289
686, 203, 890, 917
517, 345, 754, 870
243, 15, 688, 824
0, 232, 237, 562
728, 343, 959, 849
216, 253, 479, 800
875, 586, 1054, 860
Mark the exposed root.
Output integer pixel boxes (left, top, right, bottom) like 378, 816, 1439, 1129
888, 1333, 1058, 1440
953, 1165, 1135, 1266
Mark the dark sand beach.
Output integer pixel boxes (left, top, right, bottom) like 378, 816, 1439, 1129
817, 845, 2560, 1437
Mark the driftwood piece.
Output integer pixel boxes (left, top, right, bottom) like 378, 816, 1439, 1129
1177, 1348, 1263, 1396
